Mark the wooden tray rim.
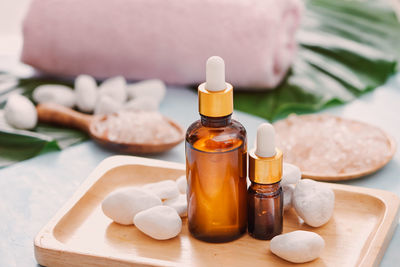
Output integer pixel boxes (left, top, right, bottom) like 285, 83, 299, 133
34, 156, 400, 267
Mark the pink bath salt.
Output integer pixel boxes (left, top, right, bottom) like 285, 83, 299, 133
274, 114, 393, 176
94, 111, 181, 145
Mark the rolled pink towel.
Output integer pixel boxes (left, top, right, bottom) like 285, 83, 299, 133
21, 0, 302, 89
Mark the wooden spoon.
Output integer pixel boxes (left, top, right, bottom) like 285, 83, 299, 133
36, 103, 185, 154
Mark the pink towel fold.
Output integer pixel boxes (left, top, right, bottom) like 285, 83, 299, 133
21, 0, 302, 89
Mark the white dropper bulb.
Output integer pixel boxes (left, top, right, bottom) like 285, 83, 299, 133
255, 123, 276, 158
205, 56, 226, 92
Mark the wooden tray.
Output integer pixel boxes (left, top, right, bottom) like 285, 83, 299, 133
34, 156, 400, 267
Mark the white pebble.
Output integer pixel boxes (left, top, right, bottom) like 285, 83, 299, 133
126, 79, 166, 102
283, 184, 295, 211
101, 187, 161, 225
281, 163, 301, 186
163, 194, 187, 217
4, 94, 37, 130
143, 180, 180, 200
293, 179, 335, 227
94, 95, 122, 115
75, 74, 97, 112
123, 97, 159, 112
33, 84, 75, 108
98, 76, 127, 103
176, 175, 187, 194
270, 230, 325, 263
0, 110, 14, 131
134, 205, 182, 240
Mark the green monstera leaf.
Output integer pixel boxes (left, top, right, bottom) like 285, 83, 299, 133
234, 0, 399, 121
0, 77, 87, 168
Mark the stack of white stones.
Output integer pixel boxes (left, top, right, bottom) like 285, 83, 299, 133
34, 75, 166, 115
270, 162, 335, 263
1, 75, 166, 130
101, 175, 187, 240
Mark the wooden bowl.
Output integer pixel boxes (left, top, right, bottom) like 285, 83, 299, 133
274, 114, 397, 181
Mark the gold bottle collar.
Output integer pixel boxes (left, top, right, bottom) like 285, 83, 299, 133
249, 148, 283, 184
198, 83, 233, 117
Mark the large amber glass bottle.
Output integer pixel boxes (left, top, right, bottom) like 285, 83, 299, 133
185, 56, 247, 243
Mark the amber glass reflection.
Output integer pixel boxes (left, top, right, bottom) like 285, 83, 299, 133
247, 182, 283, 240
185, 115, 247, 243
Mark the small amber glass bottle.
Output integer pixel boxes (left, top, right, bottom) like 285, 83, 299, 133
185, 56, 247, 243
247, 123, 283, 240
247, 182, 282, 240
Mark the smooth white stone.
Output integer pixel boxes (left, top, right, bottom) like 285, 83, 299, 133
0, 110, 14, 131
75, 74, 97, 112
270, 230, 325, 263
33, 84, 75, 108
4, 94, 37, 129
123, 97, 159, 112
94, 95, 122, 115
283, 184, 295, 211
126, 79, 166, 102
101, 187, 162, 225
281, 163, 301, 186
175, 175, 187, 194
142, 180, 180, 200
98, 76, 127, 103
293, 179, 335, 227
163, 194, 187, 217
133, 205, 182, 240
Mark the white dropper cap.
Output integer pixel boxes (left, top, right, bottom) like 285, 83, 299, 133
205, 56, 226, 92
255, 123, 276, 158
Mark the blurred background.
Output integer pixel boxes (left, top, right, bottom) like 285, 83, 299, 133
0, 0, 30, 71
